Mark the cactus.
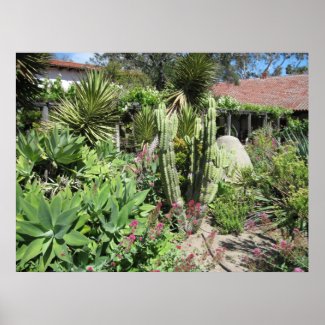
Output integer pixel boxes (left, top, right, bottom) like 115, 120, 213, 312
155, 104, 183, 207
155, 98, 225, 232
188, 98, 222, 206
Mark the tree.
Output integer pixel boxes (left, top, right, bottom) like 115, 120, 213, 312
286, 64, 308, 75
89, 53, 179, 90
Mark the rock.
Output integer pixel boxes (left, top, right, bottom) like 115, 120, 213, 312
216, 136, 252, 169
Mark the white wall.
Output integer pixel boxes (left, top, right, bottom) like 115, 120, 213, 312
39, 67, 87, 90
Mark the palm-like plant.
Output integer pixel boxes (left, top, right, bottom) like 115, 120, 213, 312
16, 53, 51, 108
167, 53, 217, 112
49, 70, 121, 145
133, 106, 157, 146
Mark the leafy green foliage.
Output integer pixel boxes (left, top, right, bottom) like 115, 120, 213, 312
49, 70, 121, 145
120, 86, 163, 109
40, 75, 76, 102
216, 95, 292, 118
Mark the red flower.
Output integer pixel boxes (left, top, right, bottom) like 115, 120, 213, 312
176, 245, 182, 250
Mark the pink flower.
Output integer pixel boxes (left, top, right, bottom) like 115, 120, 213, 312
293, 267, 304, 272
156, 222, 164, 230
193, 219, 198, 225
280, 240, 288, 250
86, 266, 94, 272
195, 202, 201, 210
130, 220, 139, 228
111, 262, 116, 267
176, 245, 182, 250
188, 200, 195, 207
128, 234, 136, 243
172, 202, 178, 208
253, 247, 262, 257
139, 236, 143, 241
151, 270, 160, 272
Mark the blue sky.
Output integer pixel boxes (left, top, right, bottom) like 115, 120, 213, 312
54, 52, 95, 63
54, 52, 308, 76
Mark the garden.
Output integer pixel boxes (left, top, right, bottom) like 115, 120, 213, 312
16, 53, 308, 272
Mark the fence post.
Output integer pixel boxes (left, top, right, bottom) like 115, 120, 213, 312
227, 113, 232, 136
115, 123, 120, 152
263, 113, 268, 127
247, 113, 252, 137
42, 103, 49, 121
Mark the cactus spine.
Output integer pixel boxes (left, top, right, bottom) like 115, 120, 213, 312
155, 104, 183, 207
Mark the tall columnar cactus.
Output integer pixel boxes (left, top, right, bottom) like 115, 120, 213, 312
188, 98, 222, 205
155, 104, 183, 207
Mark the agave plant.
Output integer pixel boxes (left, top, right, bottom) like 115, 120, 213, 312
43, 126, 84, 167
133, 106, 157, 146
167, 53, 217, 112
49, 70, 121, 145
16, 188, 89, 271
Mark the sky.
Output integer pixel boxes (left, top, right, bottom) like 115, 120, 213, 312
54, 52, 308, 76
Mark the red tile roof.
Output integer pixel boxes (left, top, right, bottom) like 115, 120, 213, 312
212, 74, 308, 111
49, 59, 98, 70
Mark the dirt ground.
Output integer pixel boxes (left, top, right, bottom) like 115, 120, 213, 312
181, 217, 278, 272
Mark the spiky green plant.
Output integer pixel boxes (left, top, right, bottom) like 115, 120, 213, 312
177, 104, 198, 139
16, 53, 51, 108
133, 106, 157, 146
49, 70, 121, 145
167, 53, 217, 111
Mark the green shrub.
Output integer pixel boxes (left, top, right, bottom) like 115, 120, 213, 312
209, 183, 254, 235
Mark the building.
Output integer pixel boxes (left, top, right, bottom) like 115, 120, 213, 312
211, 74, 308, 140
42, 59, 97, 89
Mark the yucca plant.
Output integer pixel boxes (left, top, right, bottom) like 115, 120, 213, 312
167, 53, 217, 112
49, 70, 121, 145
133, 106, 157, 146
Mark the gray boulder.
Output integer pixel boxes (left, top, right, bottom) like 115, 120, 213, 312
216, 136, 252, 169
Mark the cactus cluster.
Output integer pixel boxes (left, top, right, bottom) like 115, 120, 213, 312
156, 99, 225, 213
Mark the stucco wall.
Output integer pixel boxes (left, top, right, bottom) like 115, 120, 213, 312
39, 67, 87, 90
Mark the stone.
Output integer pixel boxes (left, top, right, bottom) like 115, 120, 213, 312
216, 135, 253, 169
